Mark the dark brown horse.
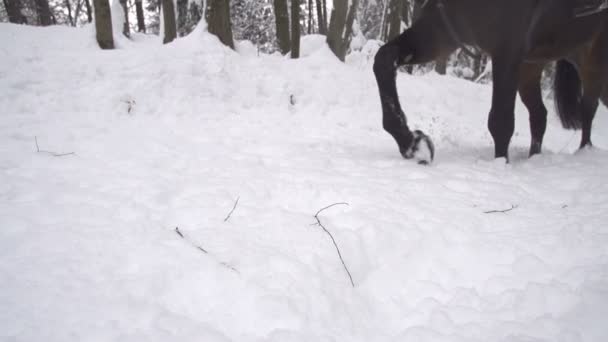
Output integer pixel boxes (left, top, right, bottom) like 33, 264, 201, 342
373, 0, 608, 163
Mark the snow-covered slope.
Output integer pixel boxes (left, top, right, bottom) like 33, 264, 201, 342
1, 23, 607, 342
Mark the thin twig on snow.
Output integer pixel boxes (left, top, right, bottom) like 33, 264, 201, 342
224, 197, 240, 222
175, 227, 208, 253
174, 227, 239, 273
484, 204, 518, 214
35, 137, 75, 157
313, 202, 355, 287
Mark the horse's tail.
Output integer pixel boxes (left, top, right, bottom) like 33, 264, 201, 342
553, 59, 583, 129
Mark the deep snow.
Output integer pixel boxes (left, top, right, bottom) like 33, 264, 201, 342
1, 23, 608, 342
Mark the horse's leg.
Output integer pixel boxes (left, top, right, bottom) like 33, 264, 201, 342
373, 20, 454, 161
488, 53, 523, 160
518, 62, 547, 156
578, 84, 600, 149
578, 42, 608, 148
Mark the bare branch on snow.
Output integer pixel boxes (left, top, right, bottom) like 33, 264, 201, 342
313, 202, 354, 287
224, 197, 240, 222
174, 227, 239, 273
484, 204, 518, 214
35, 137, 75, 157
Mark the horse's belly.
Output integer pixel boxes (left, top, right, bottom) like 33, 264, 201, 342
525, 11, 607, 61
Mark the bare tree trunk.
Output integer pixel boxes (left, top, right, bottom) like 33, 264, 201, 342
473, 53, 488, 80
386, 0, 402, 41
92, 0, 114, 49
273, 0, 291, 54
177, 0, 188, 36
135, 0, 145, 32
343, 0, 358, 47
75, 0, 84, 25
291, 0, 300, 58
207, 0, 234, 49
322, 0, 327, 32
35, 0, 53, 25
379, 0, 389, 40
412, 0, 422, 22
85, 0, 92, 23
404, 0, 422, 74
162, 0, 177, 43
326, 0, 358, 61
315, 0, 326, 34
119, 0, 130, 37
66, 0, 75, 26
327, 0, 347, 59
4, 0, 26, 24
402, 0, 410, 27
307, 0, 312, 34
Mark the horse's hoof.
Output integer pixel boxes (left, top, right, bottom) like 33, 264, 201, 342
403, 130, 435, 164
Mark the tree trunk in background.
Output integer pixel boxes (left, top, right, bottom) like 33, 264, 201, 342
343, 0, 358, 50
315, 0, 326, 34
92, 0, 114, 49
207, 0, 235, 49
65, 0, 74, 26
433, 0, 449, 76
35, 0, 53, 26
379, 0, 389, 40
473, 53, 488, 80
321, 0, 327, 32
119, 0, 130, 37
74, 0, 83, 25
386, 0, 402, 41
4, 0, 26, 24
177, 0, 188, 36
135, 0, 145, 32
307, 0, 312, 34
162, 0, 177, 43
273, 0, 291, 55
405, 0, 423, 74
412, 0, 422, 22
326, 0, 358, 62
85, 0, 92, 23
327, 0, 347, 59
402, 0, 410, 27
291, 0, 300, 58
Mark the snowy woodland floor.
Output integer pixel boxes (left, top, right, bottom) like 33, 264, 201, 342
1, 23, 608, 342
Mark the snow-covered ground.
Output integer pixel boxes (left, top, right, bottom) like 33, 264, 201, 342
1, 23, 608, 342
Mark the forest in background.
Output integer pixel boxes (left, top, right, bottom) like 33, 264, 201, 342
2, 0, 515, 82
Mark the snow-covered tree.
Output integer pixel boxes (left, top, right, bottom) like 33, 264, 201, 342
232, 0, 275, 53
145, 0, 161, 34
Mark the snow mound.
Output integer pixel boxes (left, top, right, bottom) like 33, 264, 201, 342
1, 23, 608, 342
